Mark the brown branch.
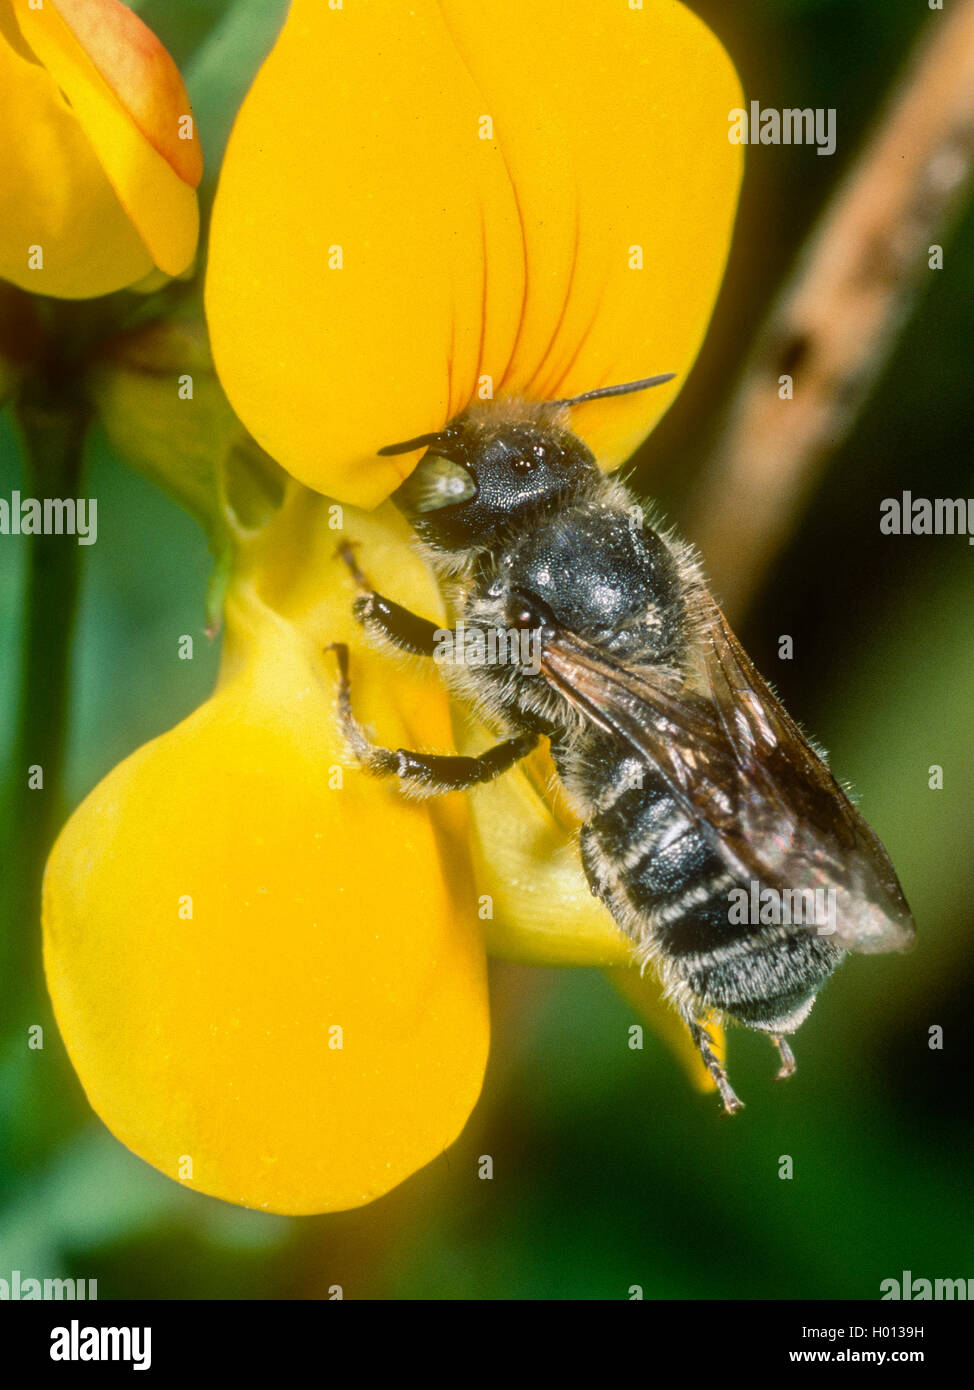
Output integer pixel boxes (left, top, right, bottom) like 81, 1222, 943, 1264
688, 0, 974, 619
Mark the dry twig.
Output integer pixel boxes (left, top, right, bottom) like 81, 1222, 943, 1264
689, 1, 974, 618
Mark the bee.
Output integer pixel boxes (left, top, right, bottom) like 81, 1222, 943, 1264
331, 376, 915, 1113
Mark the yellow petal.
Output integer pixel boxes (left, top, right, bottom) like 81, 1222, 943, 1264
456, 720, 633, 968
10, 0, 199, 282
0, 17, 152, 296
43, 501, 488, 1214
207, 0, 742, 506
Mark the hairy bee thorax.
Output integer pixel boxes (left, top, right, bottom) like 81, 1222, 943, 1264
391, 400, 715, 745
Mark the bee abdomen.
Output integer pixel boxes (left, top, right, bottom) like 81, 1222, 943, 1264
581, 772, 748, 955
577, 761, 843, 1031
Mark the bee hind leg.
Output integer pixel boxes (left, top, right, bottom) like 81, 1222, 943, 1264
770, 1034, 797, 1081
681, 1010, 743, 1116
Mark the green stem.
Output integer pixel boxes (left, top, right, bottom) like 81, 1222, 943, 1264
5, 397, 91, 994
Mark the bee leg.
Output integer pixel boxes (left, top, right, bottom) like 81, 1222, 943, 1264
327, 643, 538, 794
682, 1012, 743, 1115
770, 1034, 797, 1081
337, 541, 442, 657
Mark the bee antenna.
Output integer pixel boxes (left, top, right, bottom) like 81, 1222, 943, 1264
552, 373, 676, 408
378, 373, 676, 451
377, 430, 446, 457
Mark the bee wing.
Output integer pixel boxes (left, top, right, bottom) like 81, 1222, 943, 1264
539, 596, 915, 955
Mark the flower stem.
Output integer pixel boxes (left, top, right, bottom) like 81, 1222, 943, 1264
5, 394, 91, 994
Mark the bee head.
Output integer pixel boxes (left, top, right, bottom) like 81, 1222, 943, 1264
387, 405, 594, 550
383, 375, 675, 551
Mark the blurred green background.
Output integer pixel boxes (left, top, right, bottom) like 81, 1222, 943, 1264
1, 0, 971, 1299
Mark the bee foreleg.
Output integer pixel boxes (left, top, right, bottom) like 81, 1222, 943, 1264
770, 1034, 797, 1081
327, 643, 537, 794
338, 541, 442, 657
680, 1009, 744, 1116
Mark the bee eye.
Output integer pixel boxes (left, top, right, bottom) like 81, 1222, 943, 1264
508, 592, 554, 629
394, 453, 476, 514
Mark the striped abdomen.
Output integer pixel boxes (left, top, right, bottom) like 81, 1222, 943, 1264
565, 736, 843, 1032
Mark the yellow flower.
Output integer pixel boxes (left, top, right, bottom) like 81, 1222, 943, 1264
206, 0, 742, 1053
0, 0, 201, 299
45, 495, 490, 1215
45, 0, 742, 1214
206, 0, 741, 507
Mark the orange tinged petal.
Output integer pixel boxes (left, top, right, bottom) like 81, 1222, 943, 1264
207, 0, 742, 505
11, 0, 200, 279
45, 0, 201, 185
0, 23, 152, 296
